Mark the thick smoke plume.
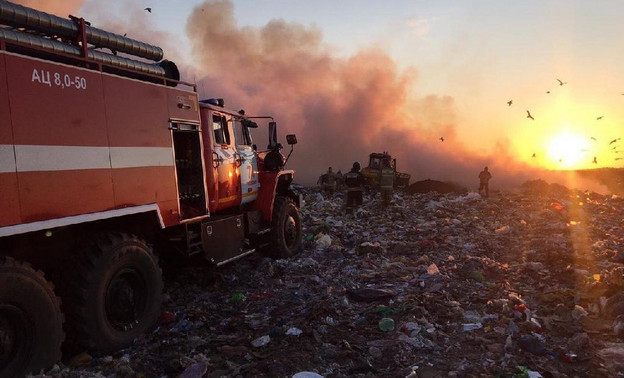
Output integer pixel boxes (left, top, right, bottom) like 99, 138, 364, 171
185, 0, 525, 187
12, 0, 83, 17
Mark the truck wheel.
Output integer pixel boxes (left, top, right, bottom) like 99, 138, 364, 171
0, 256, 63, 378
66, 233, 162, 354
268, 197, 302, 258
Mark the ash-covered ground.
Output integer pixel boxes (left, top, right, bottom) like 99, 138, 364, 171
36, 182, 624, 378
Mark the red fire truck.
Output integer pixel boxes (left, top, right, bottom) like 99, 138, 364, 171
0, 2, 302, 376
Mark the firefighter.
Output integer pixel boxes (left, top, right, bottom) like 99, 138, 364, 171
335, 170, 344, 192
478, 166, 492, 198
379, 158, 395, 206
344, 162, 364, 214
320, 167, 337, 197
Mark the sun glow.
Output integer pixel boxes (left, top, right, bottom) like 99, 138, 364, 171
547, 132, 588, 169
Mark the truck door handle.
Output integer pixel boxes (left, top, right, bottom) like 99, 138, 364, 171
234, 152, 243, 167
212, 152, 223, 168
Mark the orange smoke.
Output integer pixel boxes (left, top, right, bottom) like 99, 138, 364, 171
11, 0, 83, 17
185, 0, 503, 186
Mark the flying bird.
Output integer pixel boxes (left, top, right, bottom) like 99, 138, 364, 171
507, 100, 513, 106
439, 137, 444, 142
616, 157, 623, 161
609, 138, 621, 145
597, 116, 604, 120
546, 91, 551, 94
144, 7, 152, 12
593, 156, 597, 164
526, 110, 534, 120
556, 79, 567, 86
590, 137, 597, 141
531, 153, 536, 158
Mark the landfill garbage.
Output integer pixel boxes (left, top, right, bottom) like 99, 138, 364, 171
286, 327, 303, 336
314, 233, 332, 249
426, 263, 440, 275
346, 288, 395, 302
378, 317, 395, 332
38, 182, 624, 377
251, 335, 271, 347
178, 361, 208, 378
292, 372, 324, 378
462, 323, 483, 332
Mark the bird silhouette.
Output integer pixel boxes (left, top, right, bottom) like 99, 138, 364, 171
558, 158, 563, 163
556, 79, 567, 86
616, 157, 623, 161
526, 110, 534, 120
597, 116, 604, 120
593, 156, 597, 164
439, 137, 444, 142
590, 137, 597, 141
144, 7, 152, 12
123, 33, 127, 37
609, 138, 621, 145
612, 145, 618, 150
546, 90, 551, 94
507, 100, 513, 106
531, 153, 536, 158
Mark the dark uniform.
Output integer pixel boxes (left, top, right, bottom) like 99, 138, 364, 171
478, 166, 492, 198
344, 162, 363, 213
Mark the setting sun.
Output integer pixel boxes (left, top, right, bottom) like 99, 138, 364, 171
547, 132, 588, 169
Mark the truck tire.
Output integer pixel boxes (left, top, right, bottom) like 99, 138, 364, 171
65, 233, 162, 354
268, 197, 302, 258
0, 256, 63, 378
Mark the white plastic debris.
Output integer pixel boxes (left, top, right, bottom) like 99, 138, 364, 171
251, 335, 271, 347
314, 233, 332, 249
292, 372, 324, 378
286, 327, 303, 336
462, 323, 483, 331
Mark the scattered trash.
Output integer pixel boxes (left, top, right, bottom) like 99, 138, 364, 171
462, 323, 483, 332
43, 183, 624, 377
379, 317, 395, 332
292, 372, 324, 378
178, 361, 208, 378
251, 335, 271, 348
286, 327, 303, 336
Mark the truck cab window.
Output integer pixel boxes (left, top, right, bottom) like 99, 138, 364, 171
233, 118, 253, 146
212, 114, 230, 145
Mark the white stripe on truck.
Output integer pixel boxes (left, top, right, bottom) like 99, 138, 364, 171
0, 144, 174, 173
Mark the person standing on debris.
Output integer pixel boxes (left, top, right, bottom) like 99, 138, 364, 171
344, 162, 364, 213
321, 167, 337, 197
478, 166, 492, 198
335, 170, 344, 192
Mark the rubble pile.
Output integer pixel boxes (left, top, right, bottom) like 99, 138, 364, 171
38, 185, 624, 377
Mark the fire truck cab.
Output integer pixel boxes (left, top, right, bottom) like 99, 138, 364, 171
0, 2, 302, 376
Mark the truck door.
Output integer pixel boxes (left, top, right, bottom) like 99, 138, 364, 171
233, 117, 260, 205
200, 109, 240, 212
171, 122, 207, 220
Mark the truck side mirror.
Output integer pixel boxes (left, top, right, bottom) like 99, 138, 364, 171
286, 134, 297, 145
242, 119, 258, 128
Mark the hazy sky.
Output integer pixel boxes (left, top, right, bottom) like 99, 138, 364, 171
14, 0, 624, 186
